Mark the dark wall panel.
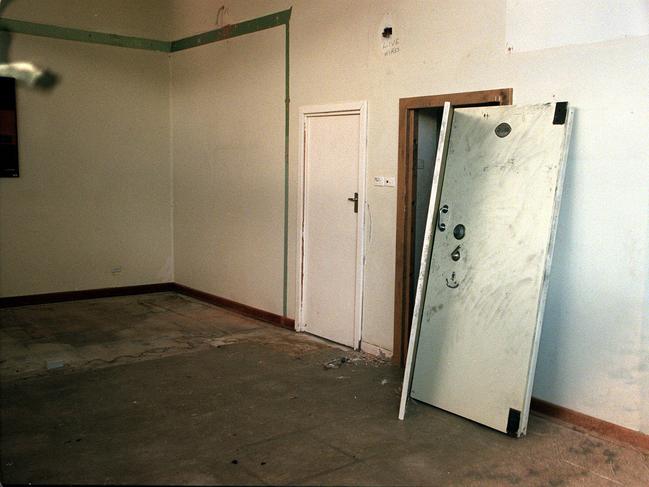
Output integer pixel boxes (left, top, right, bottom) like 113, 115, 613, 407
0, 76, 19, 177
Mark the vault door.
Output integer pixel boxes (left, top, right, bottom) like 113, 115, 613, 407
409, 103, 573, 436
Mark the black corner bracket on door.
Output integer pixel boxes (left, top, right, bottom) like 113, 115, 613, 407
506, 408, 522, 437
552, 102, 568, 125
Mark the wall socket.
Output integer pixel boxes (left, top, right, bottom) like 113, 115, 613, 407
373, 176, 396, 187
111, 266, 122, 275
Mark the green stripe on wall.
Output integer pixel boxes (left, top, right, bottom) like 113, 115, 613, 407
0, 18, 171, 52
283, 21, 290, 316
171, 9, 292, 52
0, 8, 292, 53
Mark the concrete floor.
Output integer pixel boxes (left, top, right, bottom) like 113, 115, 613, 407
1, 292, 647, 486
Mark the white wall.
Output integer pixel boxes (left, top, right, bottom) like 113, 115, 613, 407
0, 3, 173, 296
1, 0, 173, 39
513, 37, 649, 435
170, 0, 649, 434
171, 27, 285, 314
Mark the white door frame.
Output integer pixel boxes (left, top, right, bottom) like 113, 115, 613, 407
295, 101, 368, 349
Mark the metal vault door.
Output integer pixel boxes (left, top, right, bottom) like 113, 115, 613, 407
399, 102, 573, 436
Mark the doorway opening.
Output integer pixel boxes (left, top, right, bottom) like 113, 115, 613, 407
393, 88, 513, 365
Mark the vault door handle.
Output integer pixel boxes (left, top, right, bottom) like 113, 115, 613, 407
347, 192, 359, 213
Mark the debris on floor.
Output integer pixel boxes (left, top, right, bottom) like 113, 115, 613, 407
46, 360, 65, 370
322, 350, 392, 371
324, 356, 350, 369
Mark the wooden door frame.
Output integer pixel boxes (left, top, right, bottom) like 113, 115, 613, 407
393, 88, 513, 365
296, 101, 368, 349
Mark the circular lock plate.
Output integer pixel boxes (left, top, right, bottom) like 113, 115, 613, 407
495, 122, 511, 138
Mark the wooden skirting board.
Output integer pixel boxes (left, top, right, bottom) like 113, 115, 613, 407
0, 283, 175, 308
530, 398, 649, 453
0, 284, 645, 450
173, 283, 295, 330
0, 282, 295, 331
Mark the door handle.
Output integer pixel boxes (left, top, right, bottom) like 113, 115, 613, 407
347, 192, 359, 213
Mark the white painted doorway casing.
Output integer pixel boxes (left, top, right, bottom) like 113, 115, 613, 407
296, 102, 368, 349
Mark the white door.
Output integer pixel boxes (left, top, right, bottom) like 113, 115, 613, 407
401, 102, 573, 436
299, 104, 366, 348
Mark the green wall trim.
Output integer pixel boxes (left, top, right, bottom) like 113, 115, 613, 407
171, 9, 292, 52
0, 18, 171, 52
0, 8, 292, 54
282, 21, 290, 316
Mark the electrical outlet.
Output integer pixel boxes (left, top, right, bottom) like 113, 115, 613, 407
111, 266, 122, 275
374, 176, 395, 187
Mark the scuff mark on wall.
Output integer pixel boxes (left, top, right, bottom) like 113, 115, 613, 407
378, 12, 400, 57
157, 256, 174, 282
366, 200, 373, 248
215, 5, 230, 28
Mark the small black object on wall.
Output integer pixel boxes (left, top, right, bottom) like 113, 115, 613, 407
0, 76, 19, 178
